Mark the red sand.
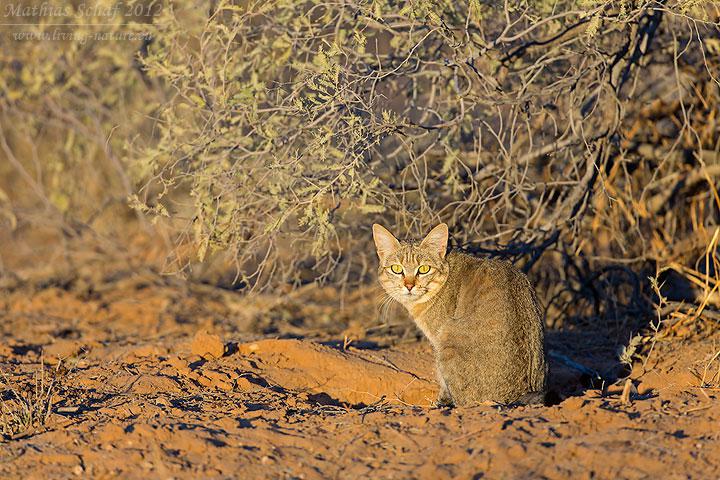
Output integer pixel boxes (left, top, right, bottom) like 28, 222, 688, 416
1, 286, 719, 478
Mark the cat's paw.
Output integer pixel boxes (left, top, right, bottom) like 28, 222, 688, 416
433, 394, 454, 408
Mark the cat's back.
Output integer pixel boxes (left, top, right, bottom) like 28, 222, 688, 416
442, 251, 541, 326
442, 251, 531, 300
433, 251, 546, 404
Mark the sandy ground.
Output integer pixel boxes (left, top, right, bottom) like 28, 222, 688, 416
1, 280, 719, 479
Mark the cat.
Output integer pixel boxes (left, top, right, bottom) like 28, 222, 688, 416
372, 223, 547, 406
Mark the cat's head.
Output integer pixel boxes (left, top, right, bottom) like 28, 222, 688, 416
372, 223, 450, 305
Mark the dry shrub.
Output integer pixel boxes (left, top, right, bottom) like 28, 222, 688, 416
0, 0, 164, 276
130, 1, 720, 331
652, 227, 720, 340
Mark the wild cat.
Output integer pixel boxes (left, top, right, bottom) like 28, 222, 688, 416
373, 223, 547, 406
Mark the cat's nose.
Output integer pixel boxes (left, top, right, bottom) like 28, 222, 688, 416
405, 284, 414, 292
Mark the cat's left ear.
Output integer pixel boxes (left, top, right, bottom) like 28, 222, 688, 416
373, 224, 401, 261
421, 223, 448, 258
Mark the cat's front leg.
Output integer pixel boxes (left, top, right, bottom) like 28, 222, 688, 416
436, 389, 454, 407
434, 364, 454, 407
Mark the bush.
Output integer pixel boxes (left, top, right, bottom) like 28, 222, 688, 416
1, 1, 718, 332
0, 1, 159, 219
130, 0, 720, 329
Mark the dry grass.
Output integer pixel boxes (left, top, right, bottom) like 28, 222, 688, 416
0, 360, 60, 441
689, 347, 720, 390
653, 227, 720, 339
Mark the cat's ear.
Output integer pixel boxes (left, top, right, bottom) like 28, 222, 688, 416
372, 224, 400, 261
421, 223, 448, 258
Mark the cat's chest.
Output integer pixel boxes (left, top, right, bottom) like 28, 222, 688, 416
408, 295, 455, 347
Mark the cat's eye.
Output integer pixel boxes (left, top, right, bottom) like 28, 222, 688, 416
390, 264, 404, 274
417, 265, 431, 275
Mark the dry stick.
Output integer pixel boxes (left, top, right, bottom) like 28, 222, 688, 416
702, 349, 720, 387
691, 229, 720, 322
548, 350, 603, 382
683, 404, 712, 414
665, 262, 720, 293
646, 162, 720, 214
513, 136, 583, 167
620, 378, 634, 406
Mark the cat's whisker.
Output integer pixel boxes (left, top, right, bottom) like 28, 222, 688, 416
379, 296, 397, 325
378, 295, 393, 312
376, 293, 390, 307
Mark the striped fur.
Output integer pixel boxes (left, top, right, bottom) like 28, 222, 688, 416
373, 223, 547, 406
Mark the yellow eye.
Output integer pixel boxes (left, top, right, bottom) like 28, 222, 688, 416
390, 264, 404, 274
417, 265, 431, 275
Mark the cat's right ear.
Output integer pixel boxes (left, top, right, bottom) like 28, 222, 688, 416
421, 223, 449, 258
372, 224, 400, 261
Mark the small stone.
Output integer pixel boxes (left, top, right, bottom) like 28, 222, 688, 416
43, 339, 84, 364
166, 356, 188, 370
507, 444, 526, 459
191, 331, 225, 359
128, 345, 161, 359
197, 375, 213, 387
562, 396, 587, 411
239, 343, 260, 355
214, 380, 232, 391
235, 377, 253, 391
204, 370, 231, 383
184, 354, 203, 364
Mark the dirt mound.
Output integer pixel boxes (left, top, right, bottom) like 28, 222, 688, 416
237, 339, 436, 405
